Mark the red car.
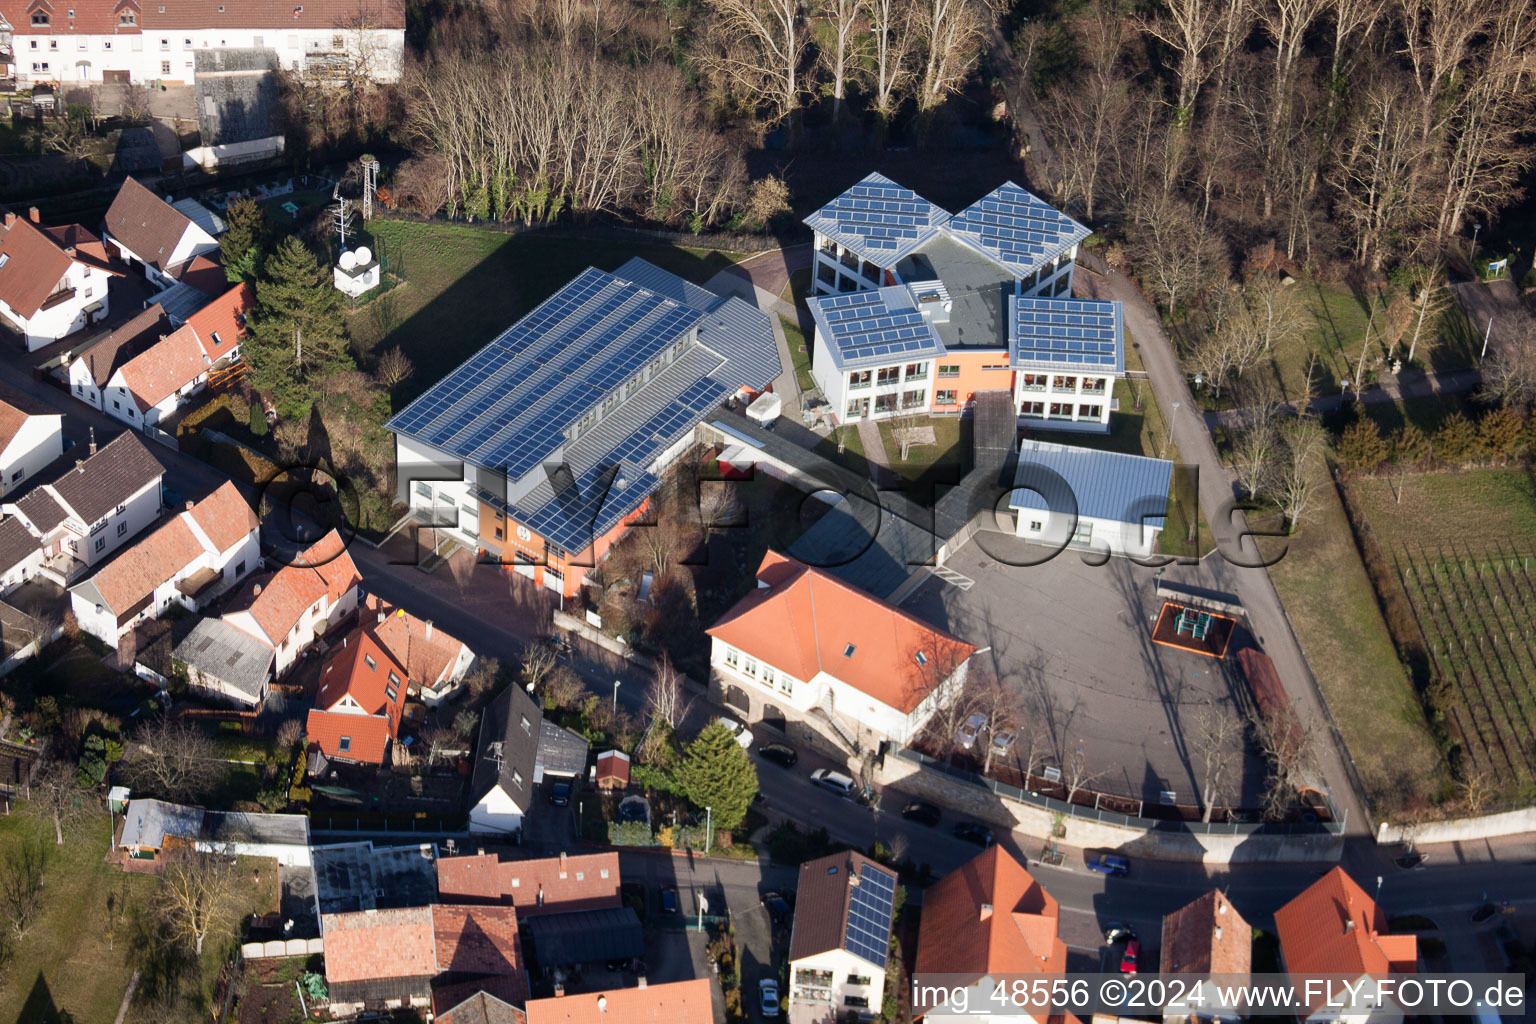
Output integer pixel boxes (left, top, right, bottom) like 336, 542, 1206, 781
1119, 938, 1140, 974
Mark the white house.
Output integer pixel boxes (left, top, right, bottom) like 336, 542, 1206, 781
102, 178, 220, 290
6, 0, 405, 87
1008, 440, 1173, 559
69, 481, 259, 648
219, 528, 361, 678
705, 550, 975, 754
67, 304, 173, 413
0, 380, 63, 498
802, 174, 1117, 429
0, 207, 120, 350
2, 430, 165, 583
788, 851, 898, 1024
118, 797, 311, 866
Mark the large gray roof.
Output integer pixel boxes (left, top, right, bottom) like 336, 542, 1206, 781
523, 907, 643, 967
1009, 440, 1172, 529
536, 720, 589, 777
120, 798, 205, 848
174, 617, 274, 701
802, 172, 951, 266
201, 808, 310, 846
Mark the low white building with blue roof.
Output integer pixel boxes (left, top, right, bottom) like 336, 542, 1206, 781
385, 258, 779, 599
1009, 439, 1173, 558
802, 173, 1118, 432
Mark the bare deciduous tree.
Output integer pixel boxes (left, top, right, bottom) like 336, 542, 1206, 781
27, 759, 90, 845
1329, 77, 1428, 271
464, 656, 503, 700
1399, 262, 1450, 363
1037, 11, 1131, 222
914, 0, 994, 111
374, 347, 414, 390
126, 717, 223, 804
0, 833, 47, 939
814, 0, 864, 122
275, 719, 303, 752
1231, 416, 1282, 498
647, 654, 691, 730
1475, 313, 1536, 407
1190, 699, 1240, 823
1247, 703, 1316, 820
156, 851, 241, 957
862, 0, 919, 118
521, 642, 558, 695
543, 665, 589, 712
1276, 416, 1327, 532
1124, 195, 1230, 315
1061, 742, 1108, 807
699, 0, 807, 124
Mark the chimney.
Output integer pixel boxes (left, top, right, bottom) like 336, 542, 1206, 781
28, 207, 40, 223
637, 977, 647, 990
3, 211, 15, 228
75, 459, 84, 473
537, 885, 545, 907
65, 246, 77, 258
1344, 918, 1355, 933
559, 851, 568, 878
553, 983, 564, 998
185, 500, 194, 511
979, 903, 993, 922
88, 427, 96, 455
1215, 925, 1223, 941
377, 608, 386, 624
253, 583, 263, 596
597, 995, 608, 1014
425, 620, 433, 641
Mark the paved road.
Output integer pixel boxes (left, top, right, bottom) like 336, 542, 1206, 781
1082, 267, 1374, 837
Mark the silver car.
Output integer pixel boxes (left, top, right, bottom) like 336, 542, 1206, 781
956, 712, 987, 749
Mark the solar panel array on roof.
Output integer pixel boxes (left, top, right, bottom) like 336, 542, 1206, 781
811, 289, 944, 369
385, 268, 705, 478
804, 172, 950, 264
843, 864, 896, 968
949, 182, 1091, 277
1010, 296, 1124, 373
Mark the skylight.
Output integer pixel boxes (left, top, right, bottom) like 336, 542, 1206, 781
843, 643, 856, 658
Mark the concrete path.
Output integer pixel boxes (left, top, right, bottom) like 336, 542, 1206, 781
855, 417, 900, 487
706, 249, 810, 425
1205, 366, 1483, 431
1089, 266, 1375, 837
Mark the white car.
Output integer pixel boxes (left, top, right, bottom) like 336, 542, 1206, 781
809, 769, 857, 797
956, 712, 987, 749
990, 728, 1017, 755
760, 979, 780, 1018
715, 716, 754, 750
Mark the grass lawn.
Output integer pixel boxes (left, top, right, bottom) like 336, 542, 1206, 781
1262, 458, 1447, 813
877, 415, 970, 489
781, 315, 816, 394
1353, 468, 1536, 553
348, 220, 743, 400
812, 421, 869, 477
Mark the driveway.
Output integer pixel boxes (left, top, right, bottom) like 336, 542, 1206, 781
1086, 266, 1372, 835
899, 537, 1262, 807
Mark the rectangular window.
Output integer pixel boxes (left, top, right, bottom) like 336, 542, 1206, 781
844, 997, 870, 1009
95, 537, 105, 553
494, 527, 504, 540
725, 648, 739, 668
743, 657, 757, 678
761, 667, 775, 688
415, 481, 431, 499
847, 975, 872, 987
1053, 273, 1071, 295
874, 394, 897, 413
1021, 373, 1046, 391
848, 370, 872, 390
252, 34, 263, 45
160, 60, 170, 73
846, 399, 865, 417
779, 674, 793, 695
1080, 378, 1106, 396
903, 362, 928, 381
9, 469, 21, 483
31, 11, 49, 24
1049, 402, 1068, 416
160, 38, 169, 49
49, 39, 58, 49
385, 685, 398, 701
875, 367, 900, 386
1052, 375, 1078, 391
1073, 520, 1094, 545
937, 364, 959, 377
116, 522, 127, 537
1021, 401, 1044, 415
388, 671, 401, 686
901, 389, 924, 409
119, 11, 135, 23
1081, 404, 1103, 418
934, 390, 957, 405
235, 561, 245, 576
104, 40, 112, 49
338, 736, 351, 753
364, 654, 377, 670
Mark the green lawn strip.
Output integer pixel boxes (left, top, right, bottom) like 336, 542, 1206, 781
1264, 460, 1447, 813
812, 421, 869, 478
348, 220, 744, 397
0, 815, 156, 1024
1353, 469, 1536, 552
875, 416, 967, 486
780, 315, 816, 394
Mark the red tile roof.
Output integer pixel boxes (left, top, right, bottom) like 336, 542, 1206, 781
77, 304, 172, 387
103, 177, 197, 273
0, 378, 58, 454
432, 905, 524, 981
184, 280, 253, 361
322, 906, 437, 985
1160, 890, 1250, 974
433, 979, 529, 1024
437, 852, 621, 917
316, 629, 408, 719
914, 846, 1065, 991
225, 529, 358, 645
41, 222, 110, 262
115, 321, 209, 411
186, 480, 258, 554
594, 751, 629, 787
167, 253, 228, 297
1274, 867, 1417, 1011
707, 551, 976, 713
525, 979, 712, 1024
0, 209, 118, 318
79, 514, 204, 616
305, 708, 392, 764
362, 592, 468, 686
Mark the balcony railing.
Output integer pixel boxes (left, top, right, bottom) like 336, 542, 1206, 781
38, 287, 77, 312
1020, 382, 1046, 392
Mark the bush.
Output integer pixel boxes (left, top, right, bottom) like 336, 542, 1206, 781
248, 401, 269, 437
609, 820, 655, 846
1432, 413, 1483, 465
1337, 419, 1388, 472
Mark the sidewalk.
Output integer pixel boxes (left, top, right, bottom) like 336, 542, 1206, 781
706, 246, 812, 427
1205, 365, 1483, 430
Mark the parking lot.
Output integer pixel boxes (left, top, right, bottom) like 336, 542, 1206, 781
899, 533, 1264, 808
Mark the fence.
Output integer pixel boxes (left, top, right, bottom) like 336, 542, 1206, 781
890, 746, 1344, 837
369, 207, 780, 256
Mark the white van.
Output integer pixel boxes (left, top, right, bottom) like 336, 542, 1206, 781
809, 769, 857, 797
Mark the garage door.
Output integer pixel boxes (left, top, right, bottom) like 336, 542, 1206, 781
514, 558, 535, 580
104, 70, 131, 84
542, 567, 564, 593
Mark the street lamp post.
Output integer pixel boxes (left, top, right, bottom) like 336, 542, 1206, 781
612, 680, 620, 717
705, 805, 712, 855
1162, 402, 1180, 459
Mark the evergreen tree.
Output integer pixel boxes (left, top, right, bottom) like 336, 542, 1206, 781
1477, 406, 1525, 461
675, 721, 758, 833
1336, 418, 1388, 472
247, 236, 351, 419
219, 197, 271, 283
1431, 413, 1482, 466
1392, 423, 1430, 465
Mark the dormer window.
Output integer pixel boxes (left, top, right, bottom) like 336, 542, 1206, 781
520, 715, 531, 734
31, 12, 49, 25
210, 330, 222, 345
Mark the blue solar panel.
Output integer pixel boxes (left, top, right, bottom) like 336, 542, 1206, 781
842, 865, 895, 968
811, 289, 945, 369
804, 172, 950, 262
1011, 295, 1124, 372
949, 182, 1090, 277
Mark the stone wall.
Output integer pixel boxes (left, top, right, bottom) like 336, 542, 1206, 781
1376, 806, 1536, 846
875, 753, 1343, 865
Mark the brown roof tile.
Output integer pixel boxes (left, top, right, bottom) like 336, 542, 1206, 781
116, 321, 209, 410
78, 304, 173, 388
321, 906, 436, 985
186, 480, 258, 553
914, 846, 1066, 985
0, 378, 59, 454
15, 488, 68, 534
434, 984, 528, 1024
48, 430, 164, 525
436, 852, 621, 917
0, 210, 118, 318
0, 516, 41, 572
104, 177, 195, 274
78, 514, 203, 616
433, 905, 524, 981
788, 850, 896, 964
525, 979, 712, 1024
1160, 890, 1250, 975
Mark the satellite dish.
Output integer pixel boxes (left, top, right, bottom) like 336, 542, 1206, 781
353, 246, 372, 264
339, 250, 357, 270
